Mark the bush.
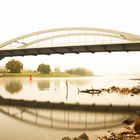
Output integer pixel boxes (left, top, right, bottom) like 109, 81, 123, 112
37, 64, 51, 74
65, 67, 93, 76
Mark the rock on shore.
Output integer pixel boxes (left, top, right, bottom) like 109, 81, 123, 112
134, 115, 140, 133
61, 116, 140, 140
62, 133, 90, 140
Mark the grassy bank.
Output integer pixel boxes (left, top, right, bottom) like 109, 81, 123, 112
0, 72, 80, 77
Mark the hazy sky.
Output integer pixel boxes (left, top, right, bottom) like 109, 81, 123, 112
0, 0, 140, 75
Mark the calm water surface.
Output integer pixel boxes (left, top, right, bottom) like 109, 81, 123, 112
0, 76, 140, 105
0, 76, 139, 140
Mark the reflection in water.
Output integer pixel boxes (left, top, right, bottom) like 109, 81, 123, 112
0, 77, 139, 139
0, 77, 140, 105
0, 105, 136, 131
66, 80, 68, 100
5, 80, 22, 94
37, 80, 50, 91
69, 79, 91, 86
54, 80, 60, 89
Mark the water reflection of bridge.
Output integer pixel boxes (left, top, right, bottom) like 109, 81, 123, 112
0, 96, 139, 131
0, 105, 136, 131
0, 95, 139, 112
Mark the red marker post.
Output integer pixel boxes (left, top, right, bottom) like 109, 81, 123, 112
29, 75, 32, 81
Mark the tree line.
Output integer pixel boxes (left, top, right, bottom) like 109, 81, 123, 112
4, 59, 93, 76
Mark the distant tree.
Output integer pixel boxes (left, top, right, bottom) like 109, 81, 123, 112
37, 64, 51, 74
54, 65, 61, 72
65, 67, 93, 76
5, 59, 23, 73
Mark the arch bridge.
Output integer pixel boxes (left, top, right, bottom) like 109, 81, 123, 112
0, 27, 140, 59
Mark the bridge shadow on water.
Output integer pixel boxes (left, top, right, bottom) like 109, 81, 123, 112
0, 96, 139, 131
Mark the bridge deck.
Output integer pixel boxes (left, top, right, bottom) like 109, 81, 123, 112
0, 42, 140, 59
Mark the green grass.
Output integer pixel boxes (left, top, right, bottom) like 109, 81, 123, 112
0, 72, 80, 77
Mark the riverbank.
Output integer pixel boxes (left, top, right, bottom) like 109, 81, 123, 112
0, 72, 81, 77
62, 129, 140, 140
62, 119, 140, 140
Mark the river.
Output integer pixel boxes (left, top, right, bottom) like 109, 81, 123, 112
0, 76, 139, 140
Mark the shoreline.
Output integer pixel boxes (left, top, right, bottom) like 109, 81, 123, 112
130, 78, 140, 81
0, 72, 94, 77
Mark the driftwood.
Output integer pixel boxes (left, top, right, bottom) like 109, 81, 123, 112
78, 88, 101, 94
78, 85, 140, 96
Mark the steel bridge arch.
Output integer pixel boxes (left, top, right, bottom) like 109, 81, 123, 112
0, 27, 140, 49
